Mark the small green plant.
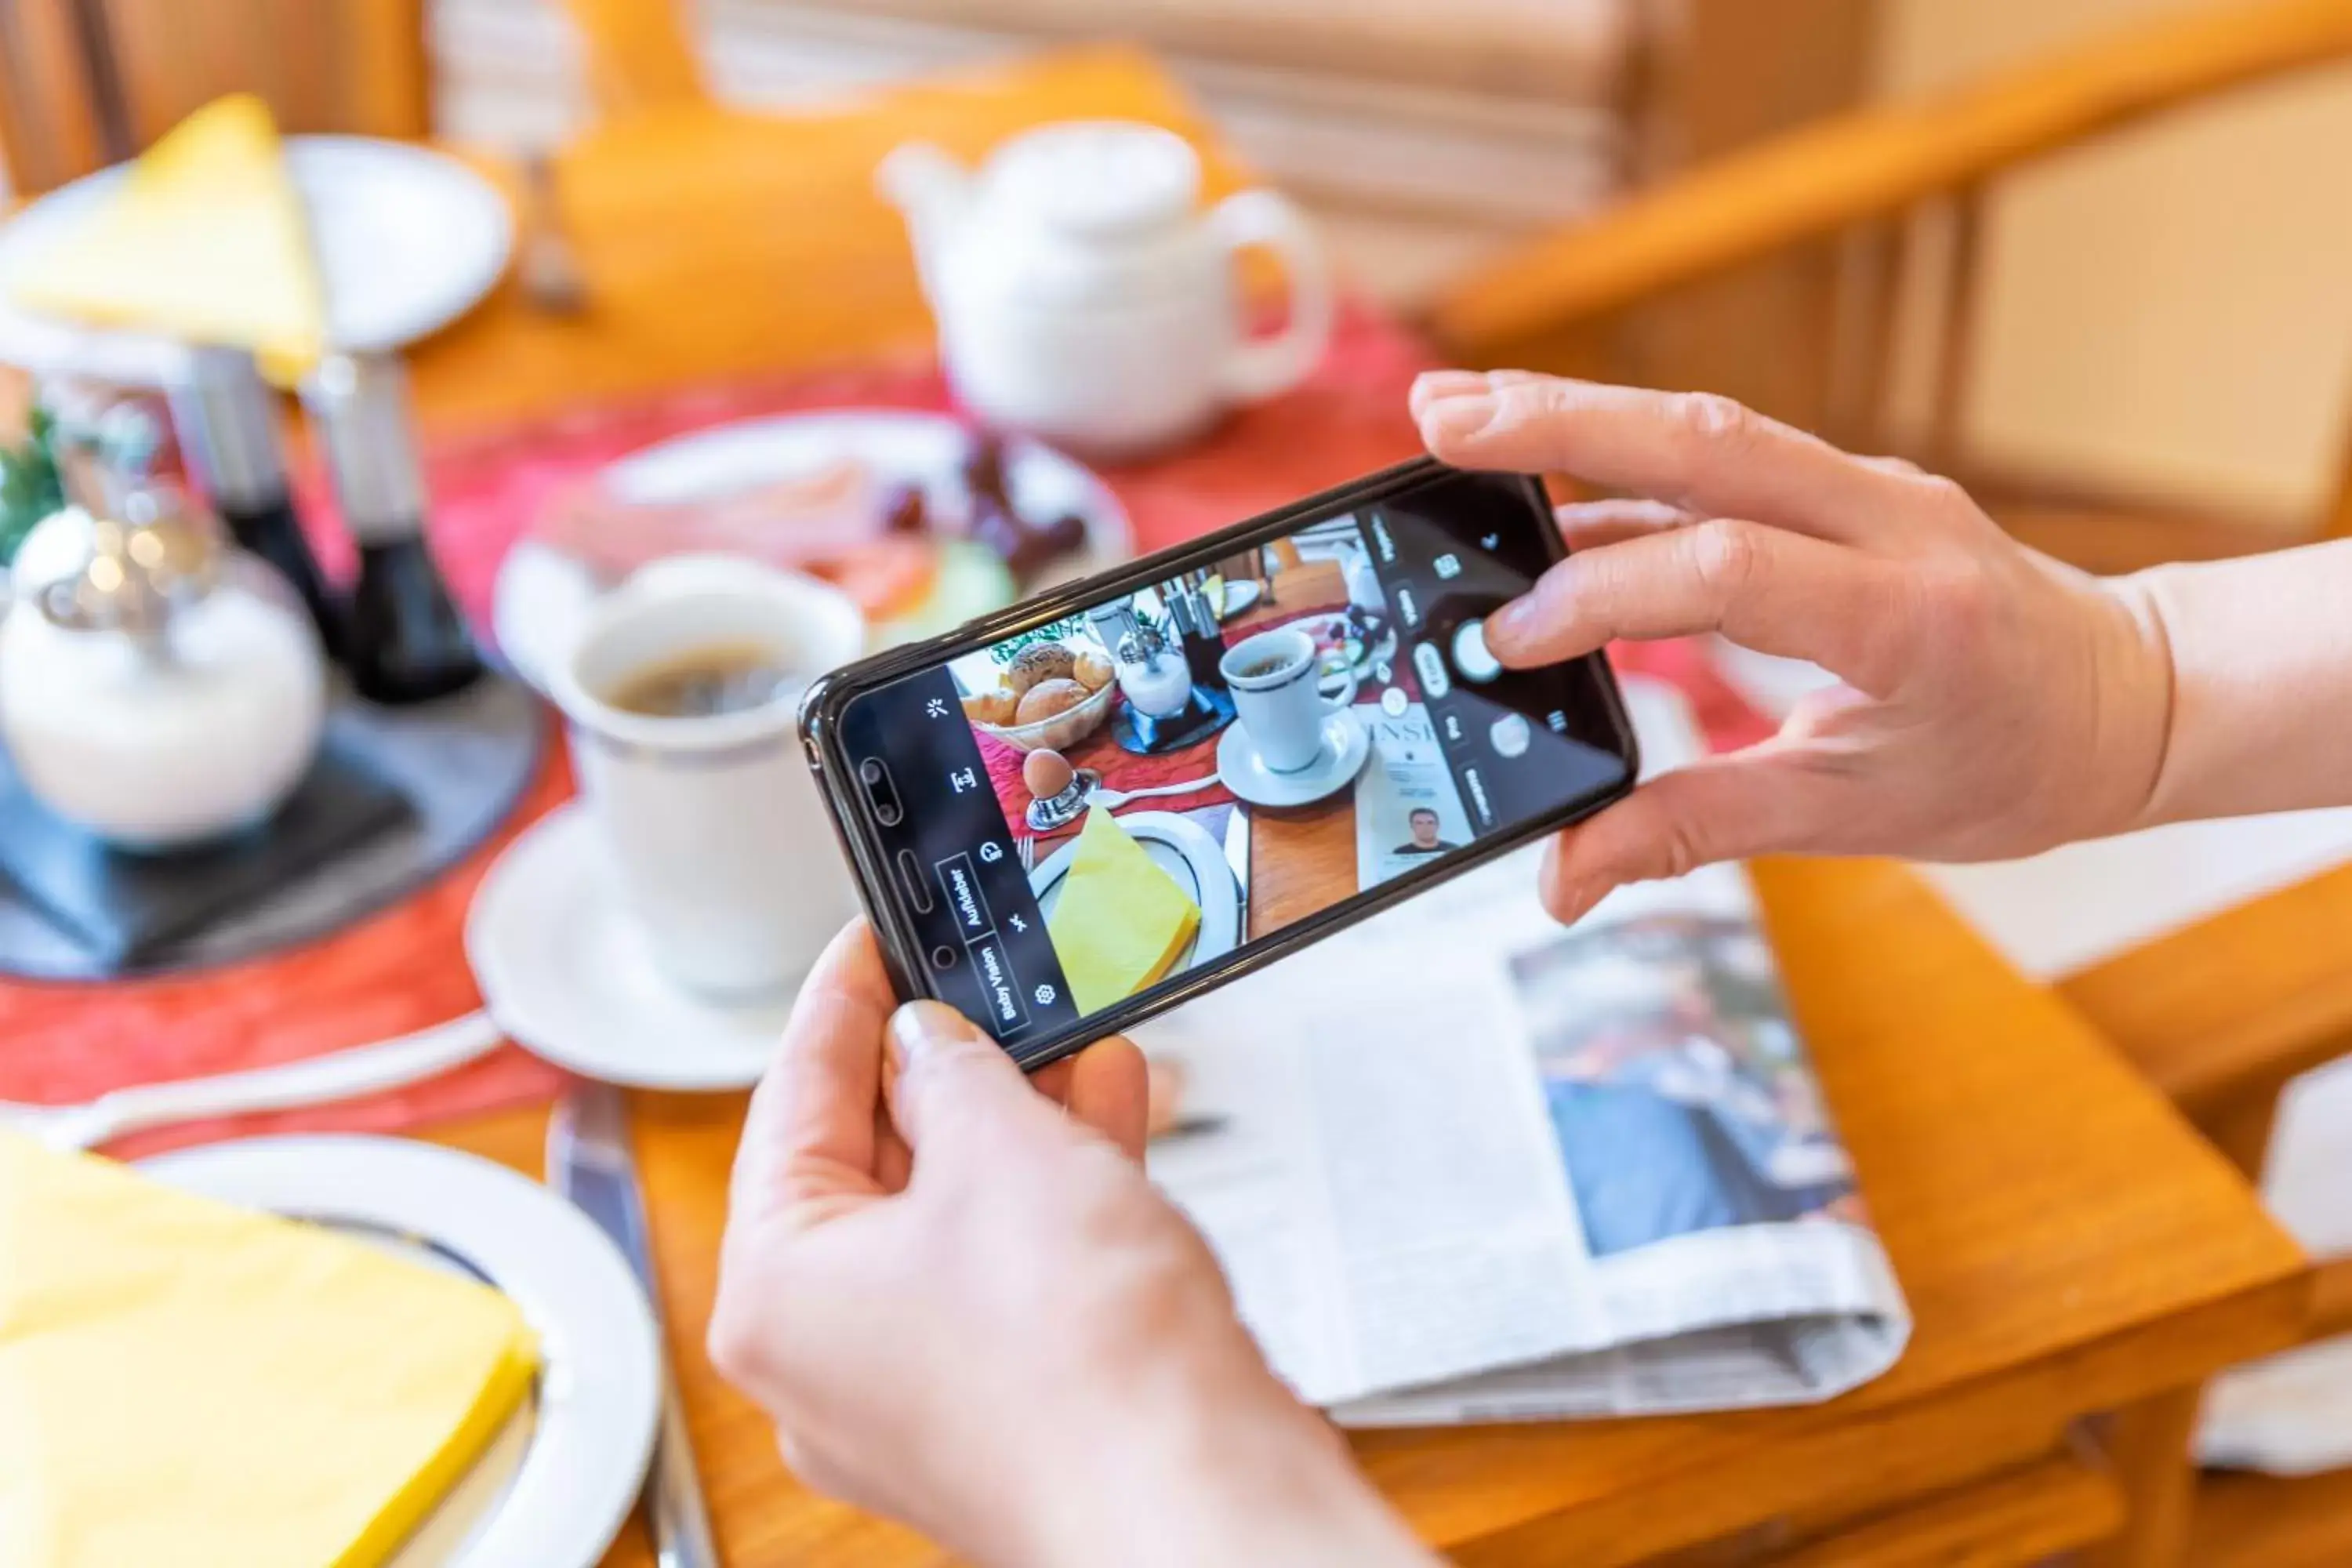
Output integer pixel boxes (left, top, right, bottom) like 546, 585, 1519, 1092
0, 403, 64, 565
988, 612, 1092, 665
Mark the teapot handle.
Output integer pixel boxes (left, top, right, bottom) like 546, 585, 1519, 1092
1210, 189, 1335, 405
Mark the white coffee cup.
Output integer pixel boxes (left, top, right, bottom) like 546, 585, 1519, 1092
1220, 626, 1357, 773
547, 556, 865, 1000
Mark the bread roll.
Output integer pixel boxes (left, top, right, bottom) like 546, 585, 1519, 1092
1072, 650, 1113, 691
1004, 642, 1076, 695
1014, 677, 1088, 726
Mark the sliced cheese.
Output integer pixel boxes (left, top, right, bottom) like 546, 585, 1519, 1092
1046, 807, 1201, 1014
0, 1131, 539, 1568
9, 94, 326, 369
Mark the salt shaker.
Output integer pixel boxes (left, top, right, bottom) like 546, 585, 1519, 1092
300, 354, 483, 706
169, 345, 341, 651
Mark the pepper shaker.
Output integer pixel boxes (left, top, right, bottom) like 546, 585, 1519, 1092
300, 354, 483, 706
169, 346, 342, 652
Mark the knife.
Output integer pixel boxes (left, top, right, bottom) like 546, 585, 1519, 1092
549, 1083, 720, 1568
1222, 805, 1252, 943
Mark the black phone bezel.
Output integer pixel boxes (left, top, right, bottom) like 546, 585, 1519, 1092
799, 456, 1640, 1072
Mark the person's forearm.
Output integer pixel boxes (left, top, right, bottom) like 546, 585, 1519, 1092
1020, 1359, 1438, 1568
2119, 539, 2352, 825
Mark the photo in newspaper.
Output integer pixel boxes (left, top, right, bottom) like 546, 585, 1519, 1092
1138, 678, 1910, 1424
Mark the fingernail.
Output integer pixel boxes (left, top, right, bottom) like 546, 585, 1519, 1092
1421, 392, 1497, 446
887, 1000, 979, 1073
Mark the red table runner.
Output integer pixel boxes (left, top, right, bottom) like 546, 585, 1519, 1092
0, 304, 1770, 1155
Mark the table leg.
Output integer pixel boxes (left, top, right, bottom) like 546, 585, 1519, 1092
2084, 1386, 2203, 1568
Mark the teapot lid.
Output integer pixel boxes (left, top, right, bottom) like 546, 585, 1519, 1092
982, 122, 1200, 238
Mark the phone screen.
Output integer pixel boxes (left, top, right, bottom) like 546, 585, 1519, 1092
832, 466, 1632, 1058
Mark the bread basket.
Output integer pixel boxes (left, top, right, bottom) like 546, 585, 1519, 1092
977, 677, 1115, 753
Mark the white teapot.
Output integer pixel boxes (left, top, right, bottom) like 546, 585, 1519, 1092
880, 120, 1334, 459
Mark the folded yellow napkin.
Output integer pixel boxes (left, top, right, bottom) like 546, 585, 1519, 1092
7, 93, 326, 372
1046, 807, 1202, 1014
0, 1132, 539, 1568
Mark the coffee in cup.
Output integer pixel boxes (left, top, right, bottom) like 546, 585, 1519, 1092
606, 644, 791, 719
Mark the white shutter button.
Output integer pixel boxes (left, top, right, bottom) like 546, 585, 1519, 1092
1451, 619, 1502, 683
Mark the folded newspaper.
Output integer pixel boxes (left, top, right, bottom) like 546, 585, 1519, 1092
1139, 677, 1911, 1425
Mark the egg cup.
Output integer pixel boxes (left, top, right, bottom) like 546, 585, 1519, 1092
1024, 768, 1102, 833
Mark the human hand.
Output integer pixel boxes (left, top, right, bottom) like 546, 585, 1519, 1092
710, 923, 1429, 1568
1413, 370, 2176, 921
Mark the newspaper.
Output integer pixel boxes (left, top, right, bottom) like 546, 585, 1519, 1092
1139, 679, 1911, 1424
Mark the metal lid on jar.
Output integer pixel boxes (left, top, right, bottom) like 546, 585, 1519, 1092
167, 346, 289, 511
35, 485, 223, 638
299, 352, 426, 541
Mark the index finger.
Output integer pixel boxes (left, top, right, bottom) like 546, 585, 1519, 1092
730, 920, 898, 1221
1415, 372, 1916, 546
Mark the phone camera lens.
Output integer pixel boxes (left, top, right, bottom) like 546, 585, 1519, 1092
858, 757, 903, 826
930, 944, 960, 972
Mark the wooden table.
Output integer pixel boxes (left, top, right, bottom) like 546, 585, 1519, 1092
394, 49, 2310, 1567
426, 856, 2306, 1566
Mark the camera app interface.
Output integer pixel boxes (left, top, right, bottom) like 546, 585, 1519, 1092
838, 469, 1631, 1054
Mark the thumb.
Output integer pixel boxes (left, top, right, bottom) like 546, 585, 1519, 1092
884, 1000, 1066, 1165
1541, 749, 1841, 923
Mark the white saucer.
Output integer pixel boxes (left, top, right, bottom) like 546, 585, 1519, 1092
140, 1134, 659, 1568
1216, 710, 1371, 809
466, 806, 791, 1091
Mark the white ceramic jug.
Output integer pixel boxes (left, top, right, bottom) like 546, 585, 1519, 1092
880, 120, 1334, 459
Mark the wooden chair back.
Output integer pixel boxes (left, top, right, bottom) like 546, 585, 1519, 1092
550, 0, 707, 123
0, 0, 429, 194
1425, 0, 2352, 550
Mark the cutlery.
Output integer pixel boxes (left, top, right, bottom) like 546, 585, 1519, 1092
0, 1011, 504, 1152
1087, 773, 1221, 810
1016, 832, 1035, 873
517, 149, 590, 315
1223, 804, 1251, 898
550, 1083, 718, 1568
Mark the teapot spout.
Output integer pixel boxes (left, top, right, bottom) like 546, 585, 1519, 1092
877, 141, 972, 296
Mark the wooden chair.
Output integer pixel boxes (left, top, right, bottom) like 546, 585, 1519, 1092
1427, 0, 2352, 571
0, 0, 430, 194
1430, 4, 2352, 1561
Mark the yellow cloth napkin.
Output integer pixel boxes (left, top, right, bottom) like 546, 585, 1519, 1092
1046, 807, 1202, 1014
0, 1132, 539, 1568
7, 93, 327, 372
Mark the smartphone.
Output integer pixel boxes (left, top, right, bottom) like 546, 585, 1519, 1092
800, 457, 1639, 1070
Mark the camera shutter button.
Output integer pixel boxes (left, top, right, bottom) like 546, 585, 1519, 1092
1451, 619, 1502, 684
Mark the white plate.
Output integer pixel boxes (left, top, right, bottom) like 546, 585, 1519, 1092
1211, 579, 1261, 620
1216, 710, 1371, 809
138, 1134, 659, 1568
492, 409, 1134, 691
1029, 809, 1242, 975
466, 805, 792, 1091
0, 136, 513, 383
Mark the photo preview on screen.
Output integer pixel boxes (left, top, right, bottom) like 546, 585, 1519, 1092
834, 470, 1630, 1051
